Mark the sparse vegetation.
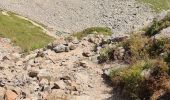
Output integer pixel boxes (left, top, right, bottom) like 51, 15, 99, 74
138, 0, 170, 11
97, 45, 115, 63
96, 24, 170, 99
110, 59, 169, 99
122, 33, 149, 63
73, 27, 112, 40
0, 11, 54, 52
145, 13, 170, 36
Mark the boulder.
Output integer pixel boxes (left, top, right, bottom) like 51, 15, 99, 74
53, 44, 67, 53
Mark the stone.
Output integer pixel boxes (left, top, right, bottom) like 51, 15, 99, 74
53, 44, 67, 53
80, 61, 89, 68
24, 53, 37, 61
0, 87, 5, 100
103, 68, 112, 76
72, 37, 79, 44
82, 50, 93, 57
46, 90, 66, 100
141, 69, 152, 80
65, 46, 70, 52
69, 43, 77, 50
12, 53, 21, 59
74, 72, 89, 84
2, 55, 11, 60
16, 61, 23, 66
5, 90, 18, 100
67, 95, 92, 100
28, 70, 38, 78
110, 33, 129, 42
114, 47, 125, 60
38, 69, 51, 81
36, 51, 45, 57
155, 27, 170, 39
1, 38, 11, 43
52, 80, 66, 89
40, 78, 49, 85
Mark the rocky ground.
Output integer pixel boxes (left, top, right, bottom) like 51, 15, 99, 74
0, 0, 154, 34
0, 33, 130, 100
0, 0, 169, 100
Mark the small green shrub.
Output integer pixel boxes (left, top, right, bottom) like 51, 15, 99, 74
164, 52, 170, 63
147, 39, 166, 58
145, 13, 170, 36
110, 59, 169, 99
123, 34, 149, 63
98, 46, 113, 63
73, 27, 112, 39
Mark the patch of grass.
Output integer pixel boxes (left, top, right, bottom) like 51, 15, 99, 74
123, 34, 149, 63
145, 13, 170, 36
0, 12, 54, 52
97, 45, 115, 63
73, 27, 112, 40
110, 59, 169, 99
138, 0, 170, 12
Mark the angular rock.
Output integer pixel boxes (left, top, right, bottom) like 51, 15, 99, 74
5, 90, 18, 100
114, 47, 125, 60
38, 69, 51, 81
111, 33, 129, 42
69, 43, 77, 50
53, 80, 66, 89
28, 70, 38, 78
53, 44, 67, 53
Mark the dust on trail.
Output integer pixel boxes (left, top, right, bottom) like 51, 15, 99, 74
0, 0, 154, 34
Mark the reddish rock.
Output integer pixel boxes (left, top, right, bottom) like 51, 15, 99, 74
5, 90, 18, 100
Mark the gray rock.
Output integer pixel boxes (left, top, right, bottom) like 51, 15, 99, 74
38, 69, 51, 81
53, 44, 67, 53
111, 33, 129, 42
69, 44, 77, 50
52, 80, 66, 89
28, 71, 38, 78
155, 27, 170, 39
114, 47, 125, 60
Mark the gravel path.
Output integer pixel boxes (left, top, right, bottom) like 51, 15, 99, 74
0, 0, 155, 34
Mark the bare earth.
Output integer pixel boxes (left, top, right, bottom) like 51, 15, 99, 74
0, 0, 154, 33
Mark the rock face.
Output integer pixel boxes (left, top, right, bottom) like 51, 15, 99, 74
0, 0, 154, 34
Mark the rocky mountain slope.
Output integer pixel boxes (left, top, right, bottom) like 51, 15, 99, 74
0, 0, 154, 33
